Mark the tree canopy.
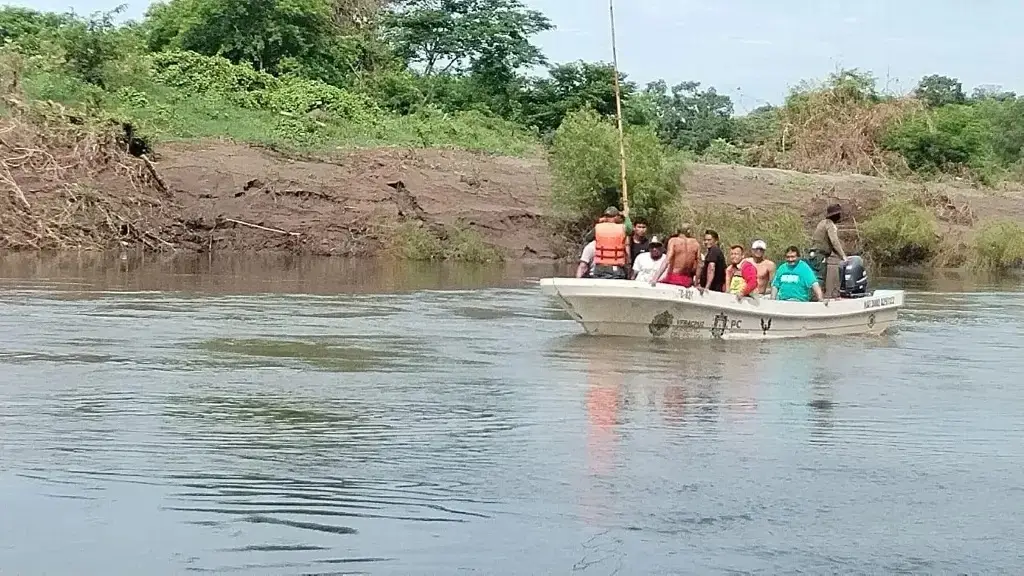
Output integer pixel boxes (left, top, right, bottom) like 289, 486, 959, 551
0, 0, 1022, 186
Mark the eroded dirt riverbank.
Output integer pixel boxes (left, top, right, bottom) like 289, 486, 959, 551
3, 131, 1022, 259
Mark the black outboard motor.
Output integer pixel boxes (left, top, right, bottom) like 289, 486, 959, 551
838, 255, 869, 298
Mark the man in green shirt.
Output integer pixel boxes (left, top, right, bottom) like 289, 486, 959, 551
772, 246, 825, 302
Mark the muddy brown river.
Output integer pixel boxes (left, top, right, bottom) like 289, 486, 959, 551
1, 254, 1022, 575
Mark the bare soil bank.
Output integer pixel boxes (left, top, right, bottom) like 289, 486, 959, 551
5, 138, 1022, 259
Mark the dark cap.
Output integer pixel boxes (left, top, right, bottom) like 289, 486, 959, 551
603, 206, 620, 217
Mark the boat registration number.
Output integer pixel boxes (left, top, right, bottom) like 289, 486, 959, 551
863, 296, 896, 309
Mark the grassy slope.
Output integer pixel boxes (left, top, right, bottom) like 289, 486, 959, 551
19, 67, 543, 157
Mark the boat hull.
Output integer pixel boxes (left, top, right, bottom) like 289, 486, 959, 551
540, 278, 903, 340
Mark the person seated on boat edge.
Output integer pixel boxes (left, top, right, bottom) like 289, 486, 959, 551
745, 239, 776, 295
576, 239, 596, 278
725, 245, 758, 301
808, 203, 849, 299
590, 206, 630, 280
649, 225, 700, 287
772, 245, 825, 302
632, 235, 667, 282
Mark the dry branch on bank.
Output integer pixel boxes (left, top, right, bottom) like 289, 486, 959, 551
0, 100, 176, 251
748, 89, 922, 177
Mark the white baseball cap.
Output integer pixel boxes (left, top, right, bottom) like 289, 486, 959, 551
751, 239, 767, 250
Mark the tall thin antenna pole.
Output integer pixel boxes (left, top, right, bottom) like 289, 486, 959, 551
608, 0, 629, 216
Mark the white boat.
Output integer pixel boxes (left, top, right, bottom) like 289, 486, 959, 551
539, 278, 904, 340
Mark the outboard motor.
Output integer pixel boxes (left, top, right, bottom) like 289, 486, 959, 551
838, 255, 868, 298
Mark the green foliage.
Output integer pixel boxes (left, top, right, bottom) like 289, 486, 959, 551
520, 60, 635, 135
56, 6, 128, 87
0, 7, 75, 48
151, 50, 277, 107
3, 1, 1024, 196
883, 105, 994, 176
548, 108, 685, 232
973, 97, 1024, 169
384, 0, 551, 76
970, 221, 1024, 270
641, 80, 734, 153
388, 220, 503, 262
914, 74, 965, 108
144, 0, 352, 84
681, 205, 808, 263
700, 138, 743, 164
263, 76, 380, 119
732, 105, 779, 147
860, 199, 940, 266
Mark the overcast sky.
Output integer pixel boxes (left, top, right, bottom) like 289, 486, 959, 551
8, 0, 1022, 111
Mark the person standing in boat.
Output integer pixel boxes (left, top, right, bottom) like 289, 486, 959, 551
697, 230, 727, 293
772, 246, 824, 302
590, 207, 630, 280
808, 203, 848, 299
649, 225, 700, 287
628, 218, 650, 268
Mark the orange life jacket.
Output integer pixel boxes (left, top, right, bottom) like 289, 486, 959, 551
593, 221, 627, 266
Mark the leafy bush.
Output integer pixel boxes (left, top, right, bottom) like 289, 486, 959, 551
263, 76, 380, 120
970, 221, 1024, 270
151, 50, 277, 108
0, 7, 76, 60
973, 97, 1024, 169
151, 51, 384, 123
883, 104, 999, 182
701, 138, 743, 164
681, 204, 808, 262
387, 220, 503, 262
548, 108, 685, 233
860, 199, 939, 266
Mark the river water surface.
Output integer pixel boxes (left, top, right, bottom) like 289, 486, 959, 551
1, 255, 1022, 575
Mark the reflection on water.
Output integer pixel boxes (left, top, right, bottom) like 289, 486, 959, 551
0, 255, 1023, 575
0, 252, 565, 295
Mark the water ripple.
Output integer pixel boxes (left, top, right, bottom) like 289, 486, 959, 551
1, 279, 1023, 574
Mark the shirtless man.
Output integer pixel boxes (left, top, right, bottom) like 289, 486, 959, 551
650, 225, 701, 287
746, 239, 776, 295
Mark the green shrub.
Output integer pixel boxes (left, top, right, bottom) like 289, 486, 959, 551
262, 76, 380, 120
681, 205, 808, 262
970, 220, 1024, 270
151, 50, 277, 108
860, 199, 939, 265
883, 104, 1000, 183
548, 107, 685, 233
700, 138, 743, 164
443, 222, 504, 263
387, 221, 503, 262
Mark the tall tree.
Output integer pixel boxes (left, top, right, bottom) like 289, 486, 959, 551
914, 74, 966, 108
383, 0, 552, 77
641, 80, 735, 153
521, 61, 636, 134
144, 0, 349, 82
